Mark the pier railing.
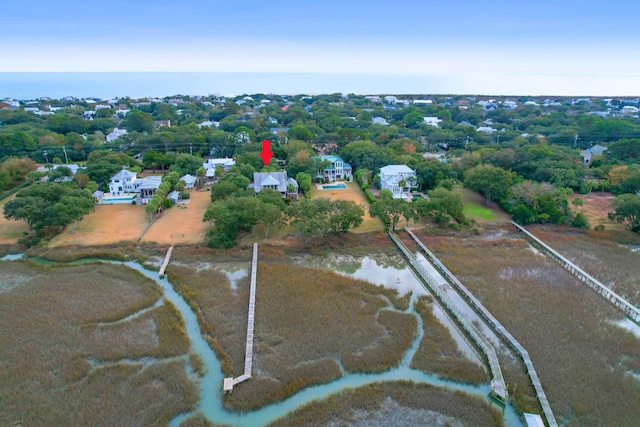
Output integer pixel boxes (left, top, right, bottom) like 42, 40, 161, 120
511, 222, 640, 325
404, 228, 557, 427
388, 231, 507, 403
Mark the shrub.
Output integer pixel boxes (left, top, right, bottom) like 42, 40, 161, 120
364, 189, 376, 204
162, 198, 172, 209
181, 191, 190, 200
571, 213, 590, 229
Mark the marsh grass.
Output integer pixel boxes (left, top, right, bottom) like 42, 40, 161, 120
414, 228, 640, 427
225, 262, 417, 411
0, 261, 197, 426
267, 381, 503, 427
411, 296, 488, 385
526, 225, 640, 305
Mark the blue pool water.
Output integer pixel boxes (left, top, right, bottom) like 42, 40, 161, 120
322, 183, 348, 189
100, 197, 135, 204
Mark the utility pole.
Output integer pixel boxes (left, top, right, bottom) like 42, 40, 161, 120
62, 146, 69, 163
573, 134, 579, 148
189, 141, 192, 156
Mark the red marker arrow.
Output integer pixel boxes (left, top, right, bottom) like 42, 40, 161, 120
260, 139, 273, 166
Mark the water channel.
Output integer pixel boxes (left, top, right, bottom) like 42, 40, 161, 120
1, 253, 523, 426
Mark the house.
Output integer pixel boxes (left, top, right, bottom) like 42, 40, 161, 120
580, 145, 608, 164
424, 117, 442, 127
109, 168, 138, 194
249, 172, 299, 198
180, 174, 197, 189
312, 155, 352, 182
270, 127, 290, 134
204, 158, 235, 182
106, 128, 128, 142
168, 190, 182, 204
379, 165, 417, 199
108, 168, 162, 202
154, 120, 171, 128
372, 117, 389, 126
197, 120, 219, 128
477, 126, 497, 134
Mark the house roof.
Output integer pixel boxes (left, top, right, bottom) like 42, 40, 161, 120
380, 165, 415, 175
168, 190, 181, 200
251, 172, 288, 193
180, 174, 197, 184
111, 168, 136, 181
287, 177, 299, 188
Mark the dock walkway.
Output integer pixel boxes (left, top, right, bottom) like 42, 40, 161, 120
512, 222, 640, 324
404, 229, 557, 427
388, 231, 507, 403
224, 243, 258, 391
158, 246, 173, 278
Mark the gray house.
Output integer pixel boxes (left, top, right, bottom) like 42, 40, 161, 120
249, 172, 298, 199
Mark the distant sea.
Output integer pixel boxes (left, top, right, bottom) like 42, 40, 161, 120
0, 72, 451, 100
1, 72, 639, 99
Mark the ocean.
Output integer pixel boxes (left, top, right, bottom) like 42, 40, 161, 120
0, 72, 448, 100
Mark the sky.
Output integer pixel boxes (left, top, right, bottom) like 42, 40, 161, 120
2, 0, 640, 95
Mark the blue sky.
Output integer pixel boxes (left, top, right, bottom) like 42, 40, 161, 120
2, 0, 640, 95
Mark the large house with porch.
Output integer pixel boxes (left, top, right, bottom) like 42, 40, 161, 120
249, 172, 298, 199
379, 165, 417, 199
312, 155, 352, 182
108, 167, 162, 203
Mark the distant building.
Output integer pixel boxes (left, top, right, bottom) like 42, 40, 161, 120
312, 155, 352, 182
372, 117, 389, 126
379, 165, 417, 199
580, 145, 608, 164
180, 174, 197, 189
424, 117, 442, 127
106, 128, 128, 142
108, 167, 162, 203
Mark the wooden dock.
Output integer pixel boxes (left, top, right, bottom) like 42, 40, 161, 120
405, 229, 558, 427
512, 222, 640, 325
158, 246, 173, 278
224, 243, 258, 391
388, 231, 508, 404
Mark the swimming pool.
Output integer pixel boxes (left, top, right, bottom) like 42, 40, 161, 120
100, 196, 135, 204
322, 183, 348, 189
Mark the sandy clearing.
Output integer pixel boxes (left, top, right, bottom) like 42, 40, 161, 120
141, 189, 211, 245
49, 203, 149, 247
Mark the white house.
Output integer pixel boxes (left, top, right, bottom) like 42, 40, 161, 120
203, 158, 235, 182
109, 168, 137, 194
106, 128, 128, 142
249, 172, 299, 199
180, 174, 197, 189
424, 117, 442, 127
108, 168, 162, 202
477, 126, 497, 134
372, 117, 389, 126
312, 155, 352, 182
379, 165, 417, 199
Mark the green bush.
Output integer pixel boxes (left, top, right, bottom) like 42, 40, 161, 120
181, 192, 190, 200
162, 198, 172, 209
364, 189, 376, 204
571, 213, 590, 229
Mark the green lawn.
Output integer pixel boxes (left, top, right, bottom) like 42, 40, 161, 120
463, 203, 495, 221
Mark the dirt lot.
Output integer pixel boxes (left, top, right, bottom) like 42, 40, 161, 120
309, 182, 384, 233
141, 189, 210, 245
569, 191, 625, 231
0, 194, 30, 244
49, 203, 149, 247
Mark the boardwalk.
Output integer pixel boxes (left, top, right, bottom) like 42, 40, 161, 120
512, 222, 640, 325
388, 231, 507, 403
405, 229, 558, 427
224, 243, 258, 391
158, 246, 173, 278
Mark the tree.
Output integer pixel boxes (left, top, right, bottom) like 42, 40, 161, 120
3, 183, 94, 237
464, 165, 516, 203
123, 110, 154, 133
170, 153, 203, 176
288, 125, 314, 141
295, 172, 312, 194
370, 190, 411, 231
259, 202, 284, 238
609, 194, 640, 232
